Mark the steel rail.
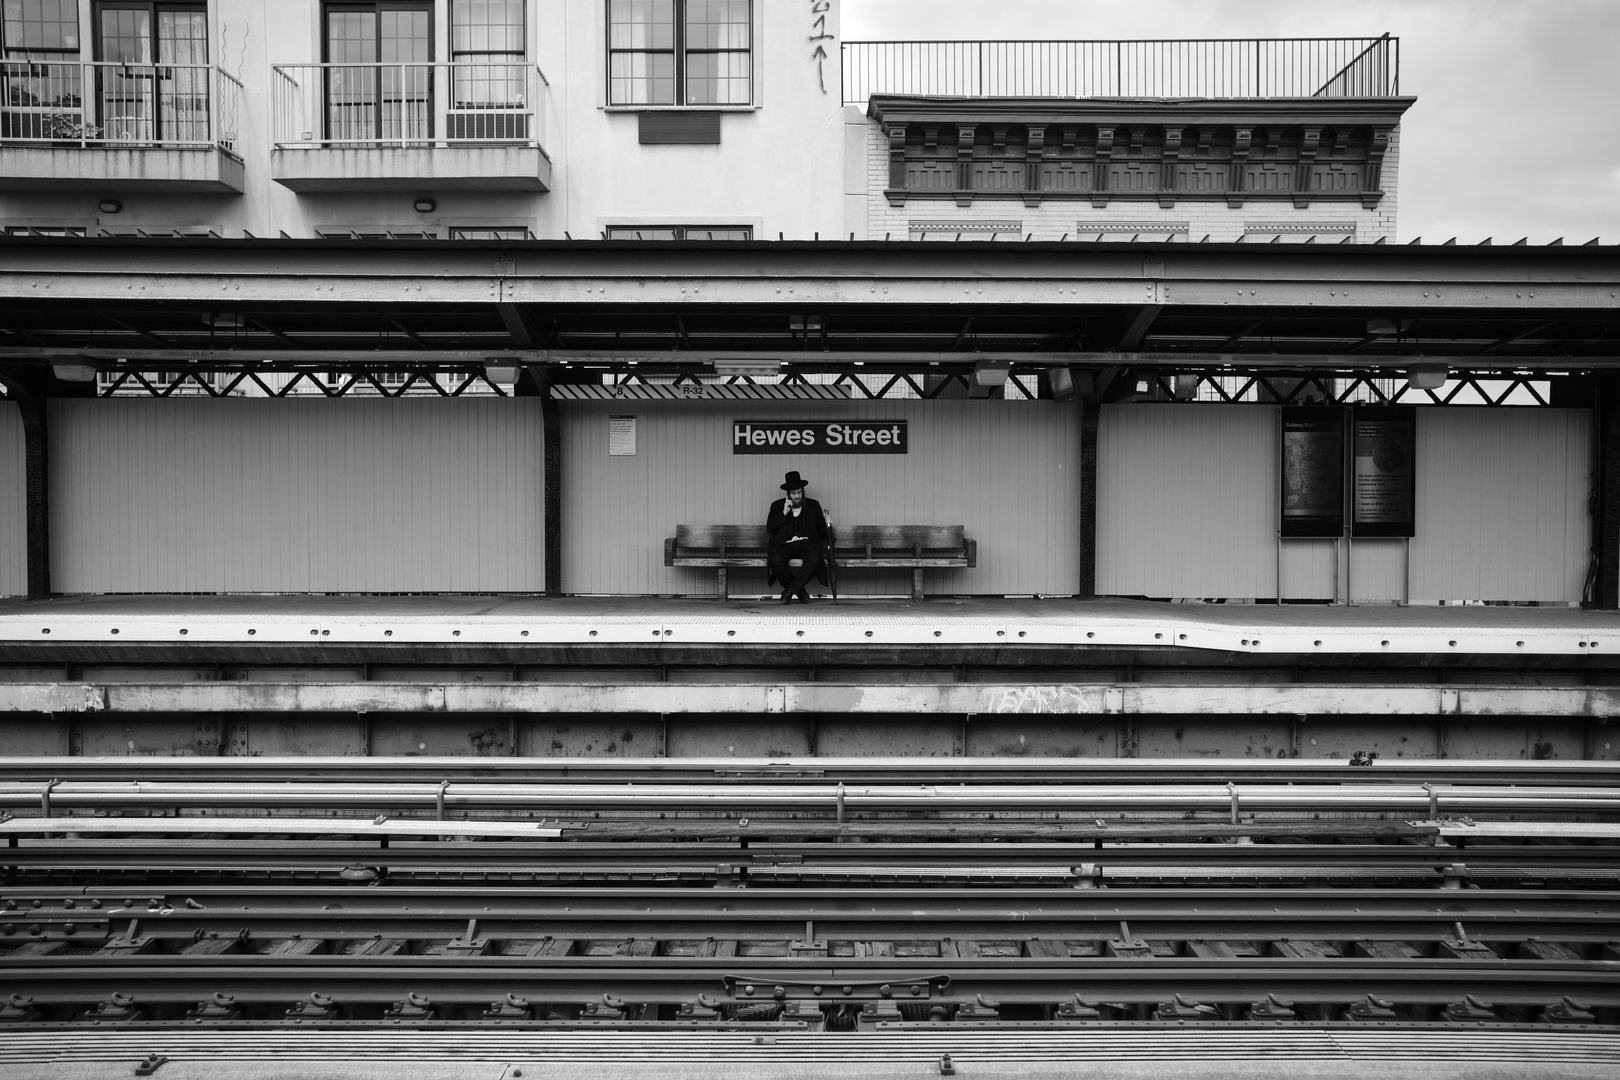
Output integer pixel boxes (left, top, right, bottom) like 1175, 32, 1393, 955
2, 1028, 1618, 1062
5, 956, 1617, 1008
5, 886, 1616, 941
4, 780, 1617, 816
5, 757, 1616, 785
3, 839, 1615, 876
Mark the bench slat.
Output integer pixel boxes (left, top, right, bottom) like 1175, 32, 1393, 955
670, 526, 972, 603
676, 526, 964, 551
673, 556, 969, 569
677, 524, 769, 548
840, 525, 965, 550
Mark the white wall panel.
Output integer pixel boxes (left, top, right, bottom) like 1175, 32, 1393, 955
1097, 404, 1278, 599
1279, 539, 1334, 601
49, 399, 545, 593
560, 400, 1080, 597
1409, 408, 1590, 603
1348, 539, 1407, 603
1099, 404, 1592, 604
0, 405, 24, 597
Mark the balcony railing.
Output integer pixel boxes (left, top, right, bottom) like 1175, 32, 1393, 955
0, 61, 241, 151
272, 62, 546, 149
841, 36, 1400, 105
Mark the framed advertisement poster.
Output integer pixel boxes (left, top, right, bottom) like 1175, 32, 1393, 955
1351, 407, 1416, 537
1280, 407, 1344, 538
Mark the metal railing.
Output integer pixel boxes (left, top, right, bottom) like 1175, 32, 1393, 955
0, 61, 240, 151
272, 62, 546, 149
841, 36, 1399, 105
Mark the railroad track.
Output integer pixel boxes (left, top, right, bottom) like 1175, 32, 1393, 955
6, 756, 1618, 785
3, 1028, 1620, 1080
2, 759, 1615, 1035
4, 839, 1618, 890
3, 885, 1617, 1021
6, 779, 1618, 818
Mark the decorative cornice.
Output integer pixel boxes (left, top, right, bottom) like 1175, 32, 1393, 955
907, 220, 1022, 233
1244, 221, 1357, 235
867, 95, 1417, 128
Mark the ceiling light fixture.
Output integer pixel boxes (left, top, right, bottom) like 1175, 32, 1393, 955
971, 358, 1012, 388
712, 360, 781, 379
1405, 363, 1449, 391
483, 358, 521, 386
52, 360, 99, 382
414, 198, 437, 214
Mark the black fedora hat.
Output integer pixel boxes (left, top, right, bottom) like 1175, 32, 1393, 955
780, 470, 809, 491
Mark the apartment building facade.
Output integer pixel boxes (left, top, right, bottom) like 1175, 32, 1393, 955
2, 3, 1407, 243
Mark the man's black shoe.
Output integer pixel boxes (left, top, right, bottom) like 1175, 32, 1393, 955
780, 591, 793, 605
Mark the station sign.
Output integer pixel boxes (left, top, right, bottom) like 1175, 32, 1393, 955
732, 420, 908, 455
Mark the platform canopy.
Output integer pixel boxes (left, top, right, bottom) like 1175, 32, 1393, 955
0, 238, 1616, 394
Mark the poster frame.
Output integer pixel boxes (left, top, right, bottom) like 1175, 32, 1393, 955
1279, 405, 1346, 539
1350, 405, 1417, 538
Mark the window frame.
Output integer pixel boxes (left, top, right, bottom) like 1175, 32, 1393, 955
320, 0, 435, 142
448, 225, 535, 240
91, 1, 207, 64
605, 0, 754, 109
1, 0, 82, 59
90, 1, 208, 143
321, 1, 435, 64
2, 0, 86, 141
605, 224, 752, 241
450, 0, 525, 64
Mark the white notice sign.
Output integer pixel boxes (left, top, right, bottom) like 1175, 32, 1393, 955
608, 415, 637, 456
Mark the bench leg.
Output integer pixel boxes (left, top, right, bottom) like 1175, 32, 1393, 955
912, 568, 924, 602
717, 567, 728, 603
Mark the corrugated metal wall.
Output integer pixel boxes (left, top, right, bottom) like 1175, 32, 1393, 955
1097, 404, 1279, 599
1408, 408, 1591, 603
1097, 404, 1592, 603
0, 405, 24, 597
49, 398, 545, 594
560, 400, 1080, 596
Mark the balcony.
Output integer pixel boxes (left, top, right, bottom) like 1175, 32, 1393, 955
850, 38, 1411, 210
271, 62, 550, 193
0, 61, 244, 193
841, 35, 1401, 105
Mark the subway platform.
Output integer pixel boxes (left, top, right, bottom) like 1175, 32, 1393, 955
2, 595, 1617, 761
0, 594, 1617, 656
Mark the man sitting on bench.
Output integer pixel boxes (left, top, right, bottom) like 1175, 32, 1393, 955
766, 470, 831, 605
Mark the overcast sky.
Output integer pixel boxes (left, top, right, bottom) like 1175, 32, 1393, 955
843, 1, 1620, 244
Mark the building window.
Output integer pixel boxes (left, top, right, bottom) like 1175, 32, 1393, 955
449, 0, 527, 138
2, 0, 84, 139
94, 2, 208, 142
449, 225, 534, 240
3, 224, 87, 235
606, 224, 751, 240
607, 0, 750, 107
327, 370, 409, 389
323, 1, 432, 142
315, 229, 440, 239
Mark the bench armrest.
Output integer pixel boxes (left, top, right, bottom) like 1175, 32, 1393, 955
663, 537, 676, 566
964, 538, 977, 568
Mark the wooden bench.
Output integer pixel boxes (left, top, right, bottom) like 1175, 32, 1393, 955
665, 525, 976, 602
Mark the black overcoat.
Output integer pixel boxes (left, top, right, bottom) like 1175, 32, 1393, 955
766, 497, 832, 586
